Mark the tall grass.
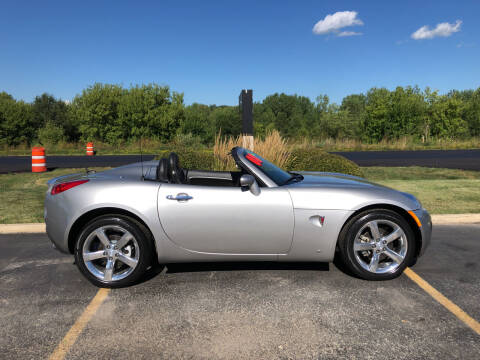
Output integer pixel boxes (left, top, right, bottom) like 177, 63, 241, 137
253, 130, 290, 168
295, 136, 480, 152
213, 131, 240, 171
213, 130, 291, 171
0, 137, 207, 156
2, 135, 479, 156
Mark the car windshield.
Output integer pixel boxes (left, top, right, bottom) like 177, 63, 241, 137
241, 148, 293, 185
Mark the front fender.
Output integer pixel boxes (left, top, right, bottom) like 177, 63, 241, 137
287, 186, 420, 212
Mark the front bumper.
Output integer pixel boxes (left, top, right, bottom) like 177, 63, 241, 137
413, 208, 432, 257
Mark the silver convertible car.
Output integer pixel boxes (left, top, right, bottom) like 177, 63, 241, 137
45, 147, 432, 287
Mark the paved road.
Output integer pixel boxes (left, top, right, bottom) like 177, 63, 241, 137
1, 225, 479, 359
0, 155, 156, 173
333, 149, 480, 170
1, 149, 480, 173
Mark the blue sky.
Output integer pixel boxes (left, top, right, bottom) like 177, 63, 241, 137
1, 0, 479, 105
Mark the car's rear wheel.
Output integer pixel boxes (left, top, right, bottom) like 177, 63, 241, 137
74, 215, 152, 288
337, 209, 416, 280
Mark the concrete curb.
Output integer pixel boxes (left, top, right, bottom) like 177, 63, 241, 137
0, 223, 46, 234
1, 214, 480, 234
431, 214, 480, 225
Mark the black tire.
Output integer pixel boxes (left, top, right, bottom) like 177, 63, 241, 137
74, 215, 153, 288
337, 209, 416, 280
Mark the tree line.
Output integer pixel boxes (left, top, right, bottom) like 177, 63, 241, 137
1, 83, 479, 147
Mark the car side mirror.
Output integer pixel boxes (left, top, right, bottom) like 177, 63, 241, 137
240, 174, 261, 196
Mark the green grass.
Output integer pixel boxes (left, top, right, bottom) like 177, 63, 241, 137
0, 166, 479, 224
0, 168, 108, 224
363, 167, 480, 214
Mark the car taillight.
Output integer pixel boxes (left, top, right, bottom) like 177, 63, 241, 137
51, 179, 89, 195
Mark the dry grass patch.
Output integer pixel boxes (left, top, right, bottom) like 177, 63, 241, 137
295, 136, 480, 152
213, 130, 291, 171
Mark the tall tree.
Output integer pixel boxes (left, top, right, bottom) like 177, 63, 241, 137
0, 92, 35, 146
72, 83, 125, 143
33, 93, 78, 141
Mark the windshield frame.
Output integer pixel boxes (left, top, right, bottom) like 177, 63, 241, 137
232, 147, 295, 187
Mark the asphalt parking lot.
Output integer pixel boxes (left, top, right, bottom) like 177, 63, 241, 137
1, 225, 479, 359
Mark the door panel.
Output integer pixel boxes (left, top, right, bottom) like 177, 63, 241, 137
158, 184, 294, 254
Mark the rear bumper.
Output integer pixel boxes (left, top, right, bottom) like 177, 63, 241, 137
45, 193, 71, 254
413, 208, 432, 257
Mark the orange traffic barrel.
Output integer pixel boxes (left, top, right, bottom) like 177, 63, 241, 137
86, 142, 94, 156
32, 146, 47, 172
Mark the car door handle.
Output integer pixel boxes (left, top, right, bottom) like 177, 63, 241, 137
166, 193, 193, 202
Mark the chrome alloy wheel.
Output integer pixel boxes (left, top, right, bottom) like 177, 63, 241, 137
82, 225, 139, 282
353, 219, 408, 274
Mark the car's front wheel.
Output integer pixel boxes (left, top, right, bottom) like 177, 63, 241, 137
337, 209, 416, 280
74, 215, 152, 288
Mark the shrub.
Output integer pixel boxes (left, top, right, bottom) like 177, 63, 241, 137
37, 121, 65, 145
158, 147, 215, 170
172, 132, 205, 148
286, 148, 363, 177
158, 136, 363, 177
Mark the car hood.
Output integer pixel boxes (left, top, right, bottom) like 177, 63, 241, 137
290, 171, 388, 189
286, 171, 422, 211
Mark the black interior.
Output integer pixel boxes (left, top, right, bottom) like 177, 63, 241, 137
187, 169, 242, 187
156, 152, 243, 187
156, 158, 169, 182
168, 152, 186, 184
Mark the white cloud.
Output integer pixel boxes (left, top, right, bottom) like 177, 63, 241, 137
313, 11, 363, 36
411, 20, 462, 40
337, 31, 362, 37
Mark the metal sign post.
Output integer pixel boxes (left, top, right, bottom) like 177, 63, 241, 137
239, 89, 254, 150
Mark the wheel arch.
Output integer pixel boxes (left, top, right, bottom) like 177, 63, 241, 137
339, 203, 423, 259
67, 207, 155, 254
